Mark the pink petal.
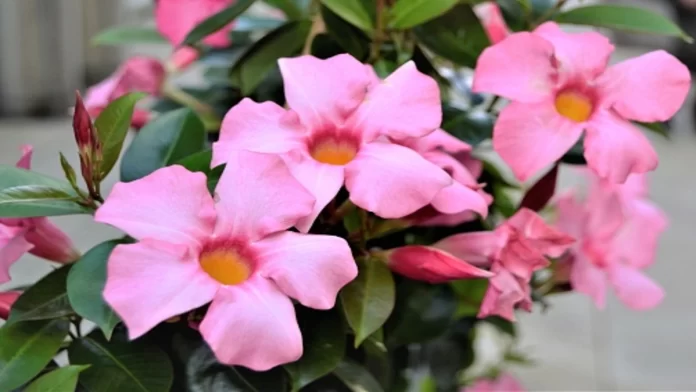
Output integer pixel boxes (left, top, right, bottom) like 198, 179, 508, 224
611, 199, 667, 269
212, 99, 306, 167
199, 277, 302, 370
430, 181, 489, 218
253, 231, 356, 309
494, 373, 526, 391
386, 246, 493, 283
113, 57, 166, 98
585, 183, 625, 240
570, 254, 607, 309
0, 225, 32, 284
24, 218, 79, 263
347, 61, 442, 140
0, 291, 21, 320
345, 142, 451, 219
278, 54, 370, 130
475, 2, 510, 45
478, 265, 527, 321
213, 151, 314, 242
505, 208, 575, 258
84, 76, 121, 108
493, 100, 584, 182
554, 191, 587, 240
156, 0, 235, 47
473, 32, 555, 102
95, 165, 216, 246
434, 231, 504, 267
16, 145, 33, 170
497, 237, 549, 282
598, 50, 691, 122
170, 47, 200, 71
584, 110, 658, 183
104, 240, 218, 339
608, 264, 664, 310
404, 129, 472, 155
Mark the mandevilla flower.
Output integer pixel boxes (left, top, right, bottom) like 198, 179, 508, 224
0, 291, 20, 320
213, 54, 483, 231
464, 373, 525, 392
555, 173, 666, 310
474, 22, 691, 183
474, 2, 510, 45
95, 151, 357, 370
156, 0, 236, 48
383, 245, 493, 284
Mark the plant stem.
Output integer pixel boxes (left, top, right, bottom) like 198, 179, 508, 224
162, 83, 222, 131
302, 1, 326, 56
369, 0, 386, 63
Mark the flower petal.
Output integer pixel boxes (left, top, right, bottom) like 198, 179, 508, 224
385, 246, 492, 283
95, 165, 216, 246
493, 100, 584, 182
199, 277, 302, 371
608, 264, 664, 310
25, 218, 79, 263
611, 199, 667, 269
0, 291, 20, 320
478, 265, 527, 321
598, 50, 691, 122
0, 225, 32, 284
473, 32, 556, 102
16, 145, 32, 170
505, 208, 575, 258
213, 151, 314, 242
584, 110, 658, 183
345, 142, 451, 219
434, 231, 504, 267
430, 181, 489, 218
254, 231, 356, 309
403, 129, 472, 155
104, 240, 218, 339
212, 99, 306, 167
156, 0, 234, 47
570, 254, 607, 309
278, 54, 370, 130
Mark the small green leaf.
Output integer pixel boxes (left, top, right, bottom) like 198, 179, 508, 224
58, 153, 79, 192
24, 365, 90, 392
67, 241, 122, 340
176, 149, 214, 174
92, 26, 168, 46
636, 121, 669, 139
320, 0, 374, 33
8, 265, 74, 323
183, 0, 258, 46
95, 92, 147, 180
0, 319, 70, 391
120, 109, 206, 182
0, 166, 92, 217
333, 359, 385, 392
389, 0, 458, 29
230, 21, 312, 95
69, 331, 174, 392
340, 257, 395, 347
554, 5, 692, 42
263, 0, 305, 19
285, 309, 345, 390
321, 5, 369, 60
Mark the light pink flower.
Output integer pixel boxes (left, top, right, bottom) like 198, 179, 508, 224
464, 373, 525, 392
156, 0, 236, 48
95, 151, 357, 370
0, 291, 20, 320
474, 22, 690, 183
383, 245, 493, 283
474, 2, 510, 45
555, 173, 666, 310
213, 54, 464, 231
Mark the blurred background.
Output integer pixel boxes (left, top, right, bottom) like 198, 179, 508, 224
1, 0, 695, 390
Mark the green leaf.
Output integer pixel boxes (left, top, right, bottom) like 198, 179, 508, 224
58, 153, 79, 193
120, 109, 206, 182
67, 241, 122, 340
636, 121, 669, 139
263, 0, 305, 19
285, 309, 345, 390
230, 21, 311, 95
183, 0, 258, 46
333, 359, 384, 392
0, 166, 92, 217
69, 331, 173, 392
0, 319, 70, 391
176, 149, 214, 174
423, 319, 476, 391
95, 92, 147, 180
554, 5, 692, 42
24, 365, 90, 392
389, 0, 458, 29
414, 4, 490, 68
8, 265, 74, 323
321, 5, 369, 60
92, 26, 168, 46
442, 107, 494, 147
451, 279, 489, 318
321, 0, 374, 33
340, 257, 395, 347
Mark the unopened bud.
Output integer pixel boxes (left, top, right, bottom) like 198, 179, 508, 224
0, 291, 21, 320
73, 91, 101, 198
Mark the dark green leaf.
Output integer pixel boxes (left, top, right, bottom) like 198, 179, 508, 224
321, 6, 369, 60
69, 331, 173, 392
483, 316, 516, 337
389, 0, 458, 29
554, 5, 692, 42
310, 33, 346, 59
561, 138, 586, 165
320, 0, 374, 33
442, 107, 493, 147
340, 257, 395, 347
636, 121, 669, 139
92, 26, 168, 46
230, 21, 311, 95
176, 150, 213, 174
0, 319, 70, 391
183, 0, 258, 46
0, 166, 92, 217
285, 309, 345, 390
67, 241, 122, 340
24, 365, 90, 392
333, 359, 384, 392
263, 0, 305, 19
120, 109, 206, 182
414, 4, 490, 68
424, 319, 476, 391
8, 265, 73, 323
95, 92, 147, 180
450, 279, 489, 318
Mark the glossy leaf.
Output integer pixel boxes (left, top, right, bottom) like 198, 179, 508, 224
333, 359, 384, 392
263, 0, 305, 19
58, 153, 79, 193
636, 121, 669, 139
120, 109, 206, 182
321, 5, 369, 60
320, 0, 374, 33
176, 149, 214, 174
441, 107, 494, 147
389, 0, 458, 29
340, 257, 395, 347
0, 319, 70, 391
8, 265, 73, 323
24, 365, 90, 392
94, 92, 147, 180
92, 26, 168, 46
67, 241, 121, 340
519, 164, 558, 212
183, 0, 257, 46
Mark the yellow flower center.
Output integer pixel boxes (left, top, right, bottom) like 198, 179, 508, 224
199, 249, 251, 285
310, 137, 358, 166
554, 91, 593, 122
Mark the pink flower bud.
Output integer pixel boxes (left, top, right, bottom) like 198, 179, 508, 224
24, 218, 80, 264
0, 291, 21, 320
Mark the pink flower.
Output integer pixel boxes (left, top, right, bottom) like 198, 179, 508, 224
95, 151, 357, 370
474, 2, 510, 45
213, 54, 463, 231
156, 0, 236, 48
383, 245, 493, 283
464, 373, 525, 392
437, 209, 574, 320
0, 146, 80, 284
474, 22, 690, 183
555, 173, 666, 310
0, 291, 21, 320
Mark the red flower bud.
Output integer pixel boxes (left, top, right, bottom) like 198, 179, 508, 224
73, 91, 101, 197
0, 291, 20, 320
